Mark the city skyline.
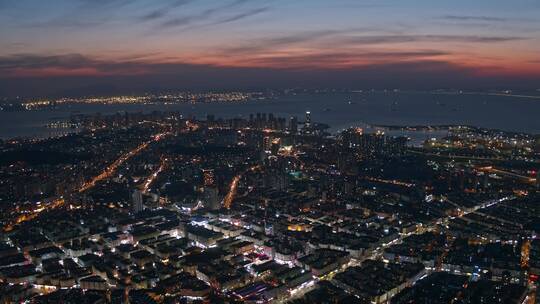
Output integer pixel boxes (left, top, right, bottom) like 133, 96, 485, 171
1, 0, 540, 96
0, 109, 538, 303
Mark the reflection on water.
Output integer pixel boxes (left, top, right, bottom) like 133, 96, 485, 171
1, 91, 538, 140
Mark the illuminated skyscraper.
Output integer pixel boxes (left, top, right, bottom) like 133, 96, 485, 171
203, 169, 215, 187
289, 116, 298, 133
203, 186, 220, 210
132, 190, 143, 214
271, 138, 280, 155
305, 111, 311, 128
263, 136, 272, 152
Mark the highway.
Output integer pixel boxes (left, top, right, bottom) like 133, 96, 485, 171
3, 131, 169, 232
477, 166, 536, 184
223, 165, 261, 209
3, 198, 65, 232
78, 132, 168, 193
142, 156, 168, 193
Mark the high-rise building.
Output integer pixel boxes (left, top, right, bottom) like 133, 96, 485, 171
270, 138, 280, 155
201, 168, 221, 210
132, 190, 144, 214
289, 116, 298, 133
203, 169, 215, 187
263, 136, 272, 152
278, 117, 286, 131
203, 186, 220, 210
305, 111, 311, 128
341, 128, 406, 157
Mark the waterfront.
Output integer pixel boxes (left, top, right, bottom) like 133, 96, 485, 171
1, 91, 539, 141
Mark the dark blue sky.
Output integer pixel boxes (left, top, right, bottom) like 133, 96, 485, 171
1, 0, 539, 96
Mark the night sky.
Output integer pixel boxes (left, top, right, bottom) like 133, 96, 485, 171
1, 0, 539, 96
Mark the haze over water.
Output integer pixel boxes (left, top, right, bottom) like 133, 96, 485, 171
1, 91, 539, 140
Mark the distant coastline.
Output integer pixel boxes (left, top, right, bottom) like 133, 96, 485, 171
1, 90, 540, 140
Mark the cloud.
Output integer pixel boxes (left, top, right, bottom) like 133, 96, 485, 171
341, 34, 526, 45
231, 50, 451, 69
0, 49, 455, 81
26, 0, 136, 28
77, 0, 135, 9
0, 59, 495, 96
222, 30, 525, 50
441, 15, 507, 22
28, 19, 105, 28
1, 52, 539, 97
215, 31, 526, 62
160, 15, 198, 28
0, 54, 97, 70
158, 0, 263, 29
4, 42, 28, 49
213, 7, 269, 25
0, 49, 537, 89
139, 0, 193, 21
220, 29, 371, 55
0, 53, 155, 77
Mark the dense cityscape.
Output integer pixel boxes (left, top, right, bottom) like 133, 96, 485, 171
0, 109, 538, 303
2, 0, 540, 303
0, 92, 269, 112
2, 89, 539, 113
